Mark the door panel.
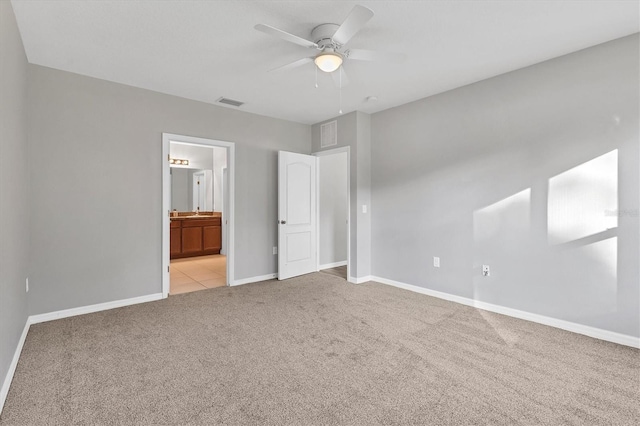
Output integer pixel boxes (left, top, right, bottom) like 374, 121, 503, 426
286, 231, 312, 262
286, 163, 312, 225
278, 151, 317, 280
182, 227, 202, 253
203, 225, 221, 251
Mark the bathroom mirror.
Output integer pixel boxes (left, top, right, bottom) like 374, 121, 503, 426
171, 168, 213, 212
169, 141, 226, 213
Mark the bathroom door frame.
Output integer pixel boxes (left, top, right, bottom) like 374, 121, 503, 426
161, 133, 236, 298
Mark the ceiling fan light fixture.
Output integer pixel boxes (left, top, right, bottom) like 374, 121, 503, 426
314, 51, 343, 73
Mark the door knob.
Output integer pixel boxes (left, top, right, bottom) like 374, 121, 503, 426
280, 220, 286, 224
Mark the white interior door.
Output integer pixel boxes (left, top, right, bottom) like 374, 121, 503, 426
278, 151, 317, 280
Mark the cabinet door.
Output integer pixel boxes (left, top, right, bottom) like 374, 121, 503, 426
182, 227, 203, 253
203, 226, 221, 251
170, 227, 182, 256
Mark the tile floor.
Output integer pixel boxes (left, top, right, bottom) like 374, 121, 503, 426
170, 254, 226, 295
320, 265, 347, 280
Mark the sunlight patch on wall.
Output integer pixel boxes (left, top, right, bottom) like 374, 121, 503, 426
548, 150, 618, 245
555, 236, 618, 315
474, 188, 531, 243
472, 188, 531, 337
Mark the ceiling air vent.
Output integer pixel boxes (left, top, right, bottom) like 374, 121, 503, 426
216, 97, 244, 107
321, 120, 337, 148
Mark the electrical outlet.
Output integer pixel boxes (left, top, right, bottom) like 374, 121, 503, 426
433, 257, 440, 268
362, 204, 368, 214
482, 265, 490, 277
273, 246, 278, 255
26, 278, 29, 292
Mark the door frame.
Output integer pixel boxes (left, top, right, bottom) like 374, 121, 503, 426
313, 146, 351, 281
162, 133, 235, 297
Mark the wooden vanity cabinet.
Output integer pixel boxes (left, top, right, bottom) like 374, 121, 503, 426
181, 226, 203, 254
170, 220, 182, 256
203, 225, 222, 251
170, 216, 222, 259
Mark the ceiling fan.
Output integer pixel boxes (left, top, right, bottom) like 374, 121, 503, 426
254, 5, 403, 86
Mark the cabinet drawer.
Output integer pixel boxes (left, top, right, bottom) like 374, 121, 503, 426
182, 218, 220, 227
170, 220, 181, 228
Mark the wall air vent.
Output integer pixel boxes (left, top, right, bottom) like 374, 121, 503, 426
320, 120, 337, 148
216, 97, 244, 107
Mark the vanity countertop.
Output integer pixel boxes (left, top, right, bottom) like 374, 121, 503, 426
170, 212, 221, 220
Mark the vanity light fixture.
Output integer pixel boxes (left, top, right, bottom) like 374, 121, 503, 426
169, 158, 189, 166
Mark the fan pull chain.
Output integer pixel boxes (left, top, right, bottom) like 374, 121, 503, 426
315, 66, 318, 88
339, 69, 343, 114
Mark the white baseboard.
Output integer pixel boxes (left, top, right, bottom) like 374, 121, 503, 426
28, 293, 164, 325
319, 261, 347, 270
230, 273, 277, 286
371, 276, 640, 349
0, 319, 30, 416
348, 275, 372, 284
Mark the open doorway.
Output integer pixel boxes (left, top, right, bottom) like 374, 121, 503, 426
315, 147, 350, 280
162, 133, 235, 298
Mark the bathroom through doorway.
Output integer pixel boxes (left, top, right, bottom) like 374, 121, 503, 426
161, 133, 235, 297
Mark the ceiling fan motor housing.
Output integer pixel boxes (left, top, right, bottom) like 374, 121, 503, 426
311, 23, 341, 49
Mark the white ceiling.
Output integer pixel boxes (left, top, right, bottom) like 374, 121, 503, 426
11, 0, 639, 125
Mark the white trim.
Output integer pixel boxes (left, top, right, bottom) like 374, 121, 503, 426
371, 276, 640, 349
162, 136, 170, 298
319, 260, 347, 270
230, 273, 277, 286
349, 275, 372, 284
0, 320, 30, 415
316, 156, 320, 271
313, 146, 351, 283
162, 133, 236, 296
28, 293, 163, 325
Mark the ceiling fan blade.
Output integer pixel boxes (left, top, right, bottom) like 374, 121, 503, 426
346, 49, 406, 63
331, 67, 350, 88
255, 24, 318, 49
269, 57, 314, 72
332, 5, 374, 46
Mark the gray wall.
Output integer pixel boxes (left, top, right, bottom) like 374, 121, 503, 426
356, 112, 372, 277
27, 65, 310, 315
371, 34, 640, 337
312, 111, 372, 279
319, 152, 348, 266
0, 0, 29, 408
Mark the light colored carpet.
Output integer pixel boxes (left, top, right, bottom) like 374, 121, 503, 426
1, 273, 638, 425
